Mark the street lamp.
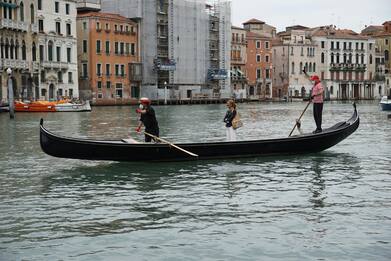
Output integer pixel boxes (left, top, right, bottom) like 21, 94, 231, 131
7, 68, 15, 119
164, 81, 167, 105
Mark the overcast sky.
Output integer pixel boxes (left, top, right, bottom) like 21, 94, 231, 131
231, 0, 391, 33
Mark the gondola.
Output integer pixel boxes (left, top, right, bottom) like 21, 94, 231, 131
40, 104, 359, 162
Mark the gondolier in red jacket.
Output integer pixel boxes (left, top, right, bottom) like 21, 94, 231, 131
136, 97, 160, 142
310, 75, 324, 133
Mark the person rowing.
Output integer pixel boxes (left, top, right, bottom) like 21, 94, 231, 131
135, 97, 160, 142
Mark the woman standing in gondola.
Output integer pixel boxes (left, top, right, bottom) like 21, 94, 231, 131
223, 99, 237, 141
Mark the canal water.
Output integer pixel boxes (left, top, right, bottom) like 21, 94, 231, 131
0, 101, 390, 260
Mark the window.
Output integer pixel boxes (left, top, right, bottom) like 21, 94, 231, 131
125, 43, 130, 54
97, 81, 102, 89
97, 93, 103, 99
369, 54, 373, 64
120, 42, 124, 55
321, 52, 325, 63
55, 2, 59, 13
265, 69, 270, 79
115, 64, 119, 76
256, 41, 261, 49
369, 43, 373, 50
65, 3, 70, 15
265, 55, 269, 63
32, 42, 36, 61
256, 54, 261, 62
120, 25, 123, 32
67, 47, 71, 62
321, 41, 325, 48
48, 41, 53, 61
97, 64, 102, 76
131, 85, 140, 98
361, 42, 364, 50
68, 72, 73, 83
96, 22, 101, 31
291, 47, 294, 55
41, 70, 45, 83
56, 46, 61, 62
105, 23, 110, 31
116, 83, 123, 98
331, 41, 334, 50
82, 63, 88, 78
83, 40, 87, 53
106, 81, 111, 89
20, 2, 24, 21
131, 43, 135, 55
120, 64, 125, 76
56, 22, 61, 34
291, 62, 295, 74
96, 40, 101, 53
114, 24, 118, 32
58, 71, 63, 83
30, 4, 34, 23
66, 23, 71, 36
105, 41, 110, 54
83, 22, 87, 30
114, 42, 119, 54
301, 47, 303, 56
106, 64, 110, 76
38, 19, 44, 32
38, 0, 42, 10
256, 68, 261, 79
265, 41, 269, 49
39, 45, 44, 61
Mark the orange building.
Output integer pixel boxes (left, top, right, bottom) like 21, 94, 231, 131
77, 12, 142, 105
245, 31, 273, 99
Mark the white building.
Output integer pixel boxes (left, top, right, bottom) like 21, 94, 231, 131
273, 27, 317, 100
101, 0, 231, 101
311, 26, 380, 100
36, 0, 78, 100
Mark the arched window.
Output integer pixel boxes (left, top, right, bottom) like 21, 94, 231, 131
3, 5, 7, 19
369, 54, 373, 64
385, 50, 389, 61
300, 62, 303, 73
361, 54, 364, 64
15, 39, 19, 59
0, 38, 3, 59
20, 1, 24, 21
336, 53, 340, 63
356, 53, 359, 64
48, 40, 53, 61
313, 63, 316, 72
321, 52, 325, 63
305, 62, 308, 72
32, 42, 36, 61
309, 62, 312, 72
22, 40, 26, 60
10, 39, 14, 59
292, 62, 295, 74
349, 53, 352, 63
30, 4, 34, 23
331, 53, 334, 63
330, 86, 334, 95
8, 0, 12, 19
5, 38, 9, 59
343, 53, 347, 63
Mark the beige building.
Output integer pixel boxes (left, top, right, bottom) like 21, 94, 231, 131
0, 0, 39, 102
273, 27, 317, 100
230, 26, 247, 99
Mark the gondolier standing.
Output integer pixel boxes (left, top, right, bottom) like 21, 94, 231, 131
310, 75, 324, 133
136, 97, 160, 142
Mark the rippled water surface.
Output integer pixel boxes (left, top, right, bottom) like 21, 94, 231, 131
0, 101, 390, 260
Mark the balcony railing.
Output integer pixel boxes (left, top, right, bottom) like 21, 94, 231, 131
0, 59, 29, 70
0, 19, 28, 31
42, 61, 69, 70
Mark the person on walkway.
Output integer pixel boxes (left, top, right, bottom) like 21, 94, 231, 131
136, 97, 159, 142
310, 75, 324, 133
223, 99, 237, 141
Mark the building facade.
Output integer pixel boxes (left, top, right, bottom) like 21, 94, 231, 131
230, 26, 247, 99
0, 0, 38, 102
245, 31, 273, 100
76, 12, 141, 105
273, 28, 317, 100
101, 0, 231, 101
36, 0, 79, 100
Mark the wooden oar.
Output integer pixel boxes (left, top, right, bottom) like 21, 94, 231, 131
144, 131, 199, 157
288, 100, 311, 137
288, 69, 313, 137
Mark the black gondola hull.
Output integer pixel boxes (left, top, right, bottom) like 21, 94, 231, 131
40, 105, 359, 162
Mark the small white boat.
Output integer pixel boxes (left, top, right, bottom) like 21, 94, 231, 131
380, 96, 391, 111
55, 100, 91, 112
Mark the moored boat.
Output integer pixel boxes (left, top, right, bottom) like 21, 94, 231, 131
14, 100, 91, 112
380, 96, 391, 111
40, 104, 360, 162
55, 100, 91, 112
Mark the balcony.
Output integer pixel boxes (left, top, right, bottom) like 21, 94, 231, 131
0, 19, 28, 31
0, 59, 29, 70
42, 61, 69, 70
